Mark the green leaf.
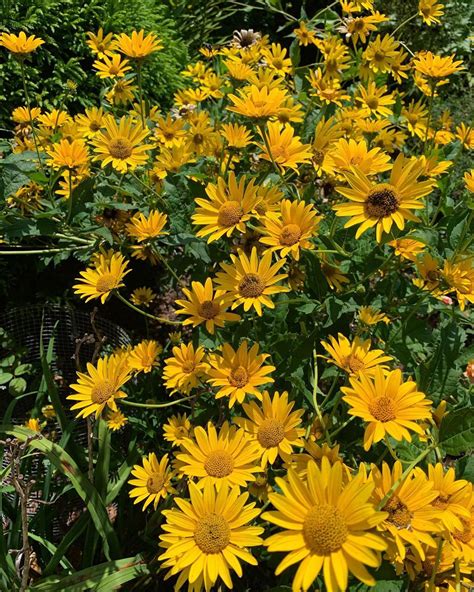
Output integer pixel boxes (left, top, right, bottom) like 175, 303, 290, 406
439, 408, 474, 455
0, 372, 13, 385
8, 376, 27, 396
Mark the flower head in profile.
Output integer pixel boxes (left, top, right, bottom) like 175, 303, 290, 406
163, 413, 193, 447
73, 252, 130, 304
258, 122, 313, 172
126, 210, 168, 242
46, 139, 89, 170
86, 28, 115, 58
358, 306, 390, 326
220, 123, 253, 149
12, 106, 41, 125
464, 169, 474, 193
443, 258, 474, 311
0, 31, 44, 56
128, 340, 162, 374
163, 342, 209, 394
131, 286, 155, 307
25, 418, 42, 432
320, 257, 350, 292
321, 333, 392, 378
106, 409, 128, 431
114, 30, 163, 59
389, 237, 426, 261
128, 453, 175, 510
413, 51, 464, 81
418, 0, 445, 26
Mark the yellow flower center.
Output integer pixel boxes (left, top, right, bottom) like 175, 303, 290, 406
174, 426, 188, 438
257, 418, 285, 448
194, 513, 230, 554
365, 184, 400, 218
384, 496, 412, 529
229, 365, 249, 388
280, 223, 302, 246
239, 273, 265, 298
96, 273, 117, 293
303, 505, 348, 555
198, 300, 220, 319
369, 396, 396, 422
342, 354, 365, 374
432, 493, 450, 510
108, 138, 133, 160
204, 450, 234, 477
109, 64, 121, 75
146, 472, 165, 493
91, 379, 115, 404
454, 518, 472, 544
217, 200, 243, 227
182, 360, 196, 374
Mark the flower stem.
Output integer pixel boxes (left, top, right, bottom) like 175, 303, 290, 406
114, 291, 181, 326
66, 169, 74, 224
20, 60, 45, 175
428, 537, 443, 592
136, 60, 146, 129
384, 435, 399, 461
121, 396, 192, 409
312, 349, 332, 446
392, 12, 418, 37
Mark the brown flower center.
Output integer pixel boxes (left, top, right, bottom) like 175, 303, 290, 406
229, 366, 249, 388
257, 418, 285, 448
373, 50, 386, 62
194, 514, 230, 554
366, 97, 379, 110
96, 272, 118, 293
384, 496, 412, 529
238, 273, 265, 298
303, 505, 348, 555
312, 149, 325, 166
182, 360, 196, 373
454, 518, 472, 544
192, 133, 204, 145
218, 200, 243, 227
108, 138, 133, 160
204, 450, 234, 478
353, 18, 365, 31
146, 473, 165, 493
369, 396, 396, 422
280, 223, 302, 246
432, 494, 450, 510
365, 184, 400, 218
91, 379, 115, 404
89, 121, 101, 132
198, 300, 220, 319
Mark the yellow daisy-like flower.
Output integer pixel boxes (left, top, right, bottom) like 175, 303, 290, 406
207, 340, 275, 408
25, 418, 42, 432
413, 51, 464, 80
342, 367, 432, 450
358, 306, 390, 326
114, 30, 163, 59
68, 354, 131, 419
464, 169, 474, 193
363, 34, 400, 73
321, 333, 392, 378
320, 257, 350, 291
307, 68, 350, 107
86, 28, 115, 58
153, 115, 186, 147
334, 154, 433, 242
235, 390, 305, 467
286, 442, 345, 479
191, 172, 261, 243
224, 58, 255, 81
38, 109, 71, 131
355, 82, 395, 119
128, 340, 162, 374
220, 123, 253, 148
419, 0, 445, 25
388, 237, 426, 261
106, 79, 137, 105
329, 138, 391, 177
263, 42, 292, 76
93, 53, 131, 79
413, 253, 443, 293
263, 458, 387, 592
73, 252, 130, 304
259, 199, 320, 261
450, 501, 474, 564
12, 106, 41, 124
106, 409, 128, 431
46, 139, 89, 170
159, 482, 263, 591
130, 286, 155, 307
126, 210, 168, 242
370, 461, 442, 561
163, 342, 209, 394
175, 278, 240, 334
75, 107, 105, 139
163, 413, 193, 447
443, 258, 474, 311
0, 31, 44, 55
92, 115, 152, 173
215, 247, 289, 316
176, 422, 261, 489
293, 21, 318, 46
258, 122, 313, 172
227, 84, 288, 118
128, 453, 175, 510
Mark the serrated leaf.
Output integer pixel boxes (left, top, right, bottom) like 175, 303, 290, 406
439, 408, 474, 455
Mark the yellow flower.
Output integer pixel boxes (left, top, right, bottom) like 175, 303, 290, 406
163, 342, 209, 394
12, 106, 41, 124
153, 115, 186, 147
455, 123, 474, 149
263, 42, 292, 76
258, 121, 312, 172
329, 138, 391, 176
68, 354, 131, 419
130, 286, 155, 307
215, 247, 289, 316
128, 340, 162, 374
207, 340, 275, 408
355, 81, 395, 119
25, 418, 42, 432
163, 413, 193, 447
0, 31, 44, 55
320, 257, 350, 291
450, 502, 474, 564
106, 79, 137, 105
86, 28, 115, 58
263, 458, 387, 592
46, 138, 89, 170
114, 30, 163, 59
389, 237, 426, 261
343, 12, 388, 45
220, 123, 253, 148
224, 58, 255, 80
227, 84, 288, 118
307, 68, 350, 106
106, 409, 128, 431
419, 0, 445, 25
287, 441, 345, 478
126, 210, 168, 242
93, 53, 131, 78
413, 51, 464, 80
175, 278, 240, 334
358, 306, 390, 326
443, 258, 474, 311
158, 482, 263, 591
128, 453, 175, 510
334, 153, 433, 242
38, 109, 71, 131
175, 422, 261, 489
321, 333, 392, 377
259, 199, 320, 261
293, 21, 318, 46
363, 34, 400, 73
464, 169, 474, 193
342, 367, 432, 450
75, 107, 105, 139
235, 390, 305, 467
191, 172, 260, 243
73, 252, 130, 304
92, 115, 152, 173
413, 253, 443, 293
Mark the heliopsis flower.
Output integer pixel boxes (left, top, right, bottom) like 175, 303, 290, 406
92, 115, 152, 173
389, 237, 426, 261
106, 79, 137, 105
363, 34, 400, 73
93, 53, 131, 78
223, 58, 255, 80
175, 278, 240, 334
263, 43, 292, 76
341, 12, 388, 45
106, 409, 128, 431
159, 482, 263, 591
342, 367, 432, 450
450, 502, 474, 564
114, 30, 163, 59
320, 257, 350, 291
163, 413, 193, 447
321, 334, 392, 378
464, 170, 474, 193
128, 340, 162, 373
264, 458, 387, 592
153, 115, 186, 147
163, 342, 209, 394
128, 453, 175, 510
131, 286, 155, 307
86, 28, 115, 58
0, 31, 44, 55
358, 306, 390, 326
68, 354, 131, 419
419, 0, 445, 26
235, 390, 305, 467
25, 418, 42, 432
191, 173, 260, 243
176, 422, 261, 489
413, 51, 464, 81
334, 154, 433, 242
443, 258, 474, 311
73, 252, 130, 304
455, 123, 474, 149
46, 139, 89, 170
207, 341, 275, 408
370, 461, 442, 561
220, 123, 253, 148
75, 107, 105, 139
307, 69, 350, 107
355, 82, 395, 119
329, 138, 391, 177
259, 199, 320, 260
413, 253, 443, 293
12, 106, 41, 124
227, 84, 288, 118
258, 122, 312, 172
38, 109, 71, 131
126, 210, 168, 242
215, 247, 289, 316
287, 441, 344, 478
294, 22, 318, 46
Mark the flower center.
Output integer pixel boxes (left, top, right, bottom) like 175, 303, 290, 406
303, 505, 348, 555
89, 121, 101, 132
353, 18, 365, 31
229, 365, 249, 388
218, 200, 243, 227
198, 300, 220, 319
454, 518, 472, 544
193, 133, 204, 145
182, 360, 196, 374
257, 418, 285, 448
146, 473, 165, 493
108, 138, 133, 160
342, 354, 365, 374
384, 496, 413, 529
204, 450, 234, 478
432, 494, 450, 510
238, 273, 265, 298
194, 514, 231, 554
366, 97, 379, 110
369, 396, 396, 422
175, 426, 188, 438
91, 379, 115, 404
95, 272, 117, 293
373, 50, 385, 62
272, 58, 283, 69
280, 223, 302, 246
365, 184, 400, 218
313, 150, 325, 166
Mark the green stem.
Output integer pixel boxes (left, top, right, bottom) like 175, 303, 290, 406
121, 396, 191, 409
66, 170, 74, 224
0, 245, 92, 255
454, 558, 461, 592
114, 291, 181, 326
392, 12, 418, 37
423, 83, 436, 153
312, 350, 332, 446
129, 172, 167, 208
428, 537, 443, 592
20, 60, 45, 175
384, 435, 399, 461
328, 415, 355, 439
136, 60, 146, 129
153, 248, 181, 284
